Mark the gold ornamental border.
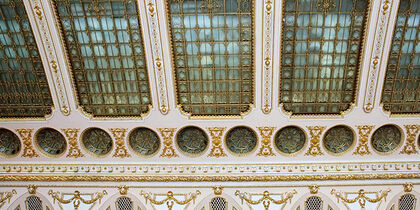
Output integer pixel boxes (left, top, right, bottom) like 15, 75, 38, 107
1, 173, 420, 182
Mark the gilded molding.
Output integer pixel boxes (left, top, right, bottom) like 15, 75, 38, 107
400, 125, 420, 155
158, 128, 178, 158
145, 0, 169, 115
235, 189, 296, 209
62, 129, 83, 158
331, 188, 391, 208
305, 126, 326, 156
207, 127, 227, 157
29, 0, 71, 116
262, 0, 274, 114
363, 0, 392, 112
0, 189, 16, 208
140, 190, 200, 210
16, 129, 39, 158
109, 128, 130, 158
256, 127, 276, 156
49, 190, 107, 210
354, 125, 375, 155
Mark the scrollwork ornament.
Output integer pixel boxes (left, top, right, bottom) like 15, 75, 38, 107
309, 185, 319, 194
400, 125, 420, 154
62, 129, 83, 158
207, 127, 227, 157
158, 128, 178, 158
109, 128, 130, 158
16, 129, 39, 158
213, 186, 223, 195
0, 189, 16, 208
305, 126, 326, 156
331, 188, 391, 208
354, 125, 374, 155
48, 190, 107, 210
235, 190, 297, 210
140, 190, 201, 210
403, 183, 413, 192
118, 185, 128, 195
28, 185, 37, 194
257, 127, 275, 156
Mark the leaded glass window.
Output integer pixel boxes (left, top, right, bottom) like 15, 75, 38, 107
280, 0, 368, 114
305, 196, 322, 210
54, 0, 151, 117
168, 0, 254, 116
0, 0, 53, 117
382, 0, 420, 113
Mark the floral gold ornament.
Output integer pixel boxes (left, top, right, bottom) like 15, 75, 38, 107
316, 0, 336, 12
235, 189, 297, 210
213, 186, 223, 195
309, 185, 319, 194
118, 185, 128, 195
49, 190, 107, 210
354, 125, 374, 155
140, 190, 201, 210
403, 183, 413, 192
207, 127, 227, 157
0, 189, 16, 208
109, 129, 130, 158
158, 128, 178, 158
16, 129, 39, 158
28, 185, 37, 194
331, 188, 391, 208
400, 125, 419, 155
257, 127, 275, 156
62, 129, 83, 158
305, 126, 326, 156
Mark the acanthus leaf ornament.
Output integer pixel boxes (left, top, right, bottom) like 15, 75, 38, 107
49, 190, 107, 210
109, 128, 130, 158
158, 128, 178, 158
400, 125, 420, 155
207, 127, 227, 157
140, 190, 201, 210
62, 129, 83, 158
16, 129, 39, 158
235, 190, 297, 210
354, 125, 375, 155
257, 127, 276, 156
305, 126, 326, 156
331, 188, 391, 209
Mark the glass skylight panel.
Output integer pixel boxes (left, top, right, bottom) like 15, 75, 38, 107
168, 0, 253, 116
381, 0, 420, 114
280, 0, 368, 114
54, 0, 151, 117
0, 0, 53, 117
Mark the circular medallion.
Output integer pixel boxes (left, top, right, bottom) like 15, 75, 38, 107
275, 126, 306, 154
371, 125, 401, 153
129, 127, 160, 156
36, 128, 67, 156
176, 126, 208, 155
82, 128, 113, 156
0, 128, 21, 156
226, 126, 257, 155
323, 125, 354, 154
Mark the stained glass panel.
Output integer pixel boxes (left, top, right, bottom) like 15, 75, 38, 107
0, 128, 20, 156
176, 126, 208, 155
382, 0, 420, 113
35, 128, 66, 156
371, 125, 401, 153
280, 0, 368, 114
128, 127, 160, 156
81, 127, 112, 156
225, 126, 257, 154
323, 125, 354, 154
275, 126, 306, 154
168, 0, 254, 115
0, 0, 53, 117
54, 0, 151, 117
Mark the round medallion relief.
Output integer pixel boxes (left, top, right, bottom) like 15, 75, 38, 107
129, 127, 160, 156
225, 126, 257, 155
36, 128, 67, 156
371, 125, 401, 153
176, 126, 208, 155
0, 128, 21, 156
323, 125, 354, 154
82, 128, 113, 156
275, 126, 306, 154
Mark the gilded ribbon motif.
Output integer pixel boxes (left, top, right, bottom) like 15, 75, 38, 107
141, 190, 201, 210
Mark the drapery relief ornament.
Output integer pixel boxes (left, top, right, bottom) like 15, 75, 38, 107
62, 129, 83, 158
331, 188, 391, 209
400, 125, 419, 154
158, 128, 178, 158
354, 125, 375, 155
363, 0, 392, 112
257, 127, 275, 156
109, 128, 130, 158
305, 126, 326, 156
16, 129, 38, 158
140, 190, 201, 210
0, 189, 16, 208
235, 189, 297, 210
49, 190, 107, 210
262, 0, 274, 114
207, 127, 227, 157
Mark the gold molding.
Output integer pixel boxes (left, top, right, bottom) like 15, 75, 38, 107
158, 128, 178, 158
16, 129, 39, 158
256, 127, 276, 156
331, 188, 391, 208
354, 125, 375, 155
207, 127, 227, 157
62, 129, 83, 158
140, 190, 200, 210
235, 189, 296, 210
400, 125, 420, 155
262, 0, 274, 114
49, 190, 107, 210
109, 129, 130, 158
305, 126, 326, 156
